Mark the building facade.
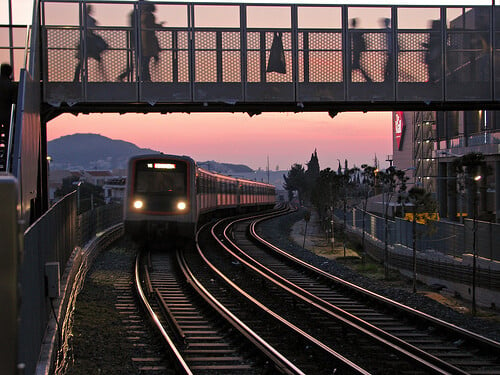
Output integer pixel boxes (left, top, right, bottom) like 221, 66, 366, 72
392, 110, 500, 223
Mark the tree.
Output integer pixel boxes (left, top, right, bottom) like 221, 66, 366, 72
311, 167, 336, 216
337, 166, 358, 257
284, 150, 321, 204
305, 149, 320, 202
310, 168, 337, 245
452, 152, 488, 314
406, 187, 437, 293
283, 163, 306, 203
377, 166, 408, 279
358, 164, 377, 262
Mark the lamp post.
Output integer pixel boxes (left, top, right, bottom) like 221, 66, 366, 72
439, 151, 483, 314
472, 174, 482, 316
73, 181, 83, 213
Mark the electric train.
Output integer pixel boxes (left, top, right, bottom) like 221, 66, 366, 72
124, 154, 276, 243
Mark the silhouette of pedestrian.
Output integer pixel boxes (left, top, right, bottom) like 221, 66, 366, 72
140, 3, 162, 82
73, 5, 109, 82
422, 20, 441, 83
350, 18, 372, 83
0, 63, 17, 169
118, 7, 137, 82
382, 18, 393, 81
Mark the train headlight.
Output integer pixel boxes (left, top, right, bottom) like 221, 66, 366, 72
133, 200, 144, 209
177, 201, 187, 210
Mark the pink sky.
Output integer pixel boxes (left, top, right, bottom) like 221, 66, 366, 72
47, 111, 392, 171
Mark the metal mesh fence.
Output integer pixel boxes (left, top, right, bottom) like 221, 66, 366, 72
348, 207, 499, 261
77, 203, 123, 246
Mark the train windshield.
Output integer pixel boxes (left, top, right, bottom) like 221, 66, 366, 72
134, 160, 187, 194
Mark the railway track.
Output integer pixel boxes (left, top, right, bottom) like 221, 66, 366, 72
135, 241, 306, 374
135, 207, 500, 374
205, 208, 500, 374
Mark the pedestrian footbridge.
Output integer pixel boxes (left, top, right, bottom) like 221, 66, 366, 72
2, 1, 500, 223
2, 3, 500, 373
36, 1, 500, 117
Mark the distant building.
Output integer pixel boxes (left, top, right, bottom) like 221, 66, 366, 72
103, 177, 126, 204
81, 170, 113, 186
392, 110, 500, 223
48, 168, 126, 205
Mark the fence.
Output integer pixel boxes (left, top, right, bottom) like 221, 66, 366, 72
337, 207, 499, 262
19, 192, 123, 374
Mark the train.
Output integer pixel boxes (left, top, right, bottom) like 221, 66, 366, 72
124, 154, 276, 243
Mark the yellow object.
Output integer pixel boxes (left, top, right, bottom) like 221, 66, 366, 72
404, 212, 439, 224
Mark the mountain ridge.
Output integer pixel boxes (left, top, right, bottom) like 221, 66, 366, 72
47, 133, 254, 173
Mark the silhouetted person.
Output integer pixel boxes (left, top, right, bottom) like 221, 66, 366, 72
118, 7, 137, 82
382, 18, 393, 81
74, 5, 109, 82
474, 12, 490, 82
0, 63, 17, 168
422, 20, 441, 83
140, 3, 162, 82
350, 18, 372, 83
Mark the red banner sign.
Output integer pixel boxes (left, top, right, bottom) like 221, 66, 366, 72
394, 111, 405, 150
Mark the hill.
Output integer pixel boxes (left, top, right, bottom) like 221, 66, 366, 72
47, 134, 255, 175
197, 160, 252, 174
48, 133, 158, 170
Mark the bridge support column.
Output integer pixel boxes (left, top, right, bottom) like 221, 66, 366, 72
40, 120, 48, 213
0, 176, 21, 374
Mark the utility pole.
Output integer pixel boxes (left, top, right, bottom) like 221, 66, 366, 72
267, 155, 270, 184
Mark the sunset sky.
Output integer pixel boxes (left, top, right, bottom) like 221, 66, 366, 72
47, 111, 392, 171
3, 0, 493, 170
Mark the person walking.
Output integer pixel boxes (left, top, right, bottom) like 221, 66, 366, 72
382, 18, 393, 81
350, 18, 372, 83
140, 3, 162, 82
422, 20, 441, 83
73, 5, 109, 82
118, 7, 137, 82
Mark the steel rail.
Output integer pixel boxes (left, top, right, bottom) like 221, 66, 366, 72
202, 219, 372, 375
182, 222, 307, 375
134, 253, 193, 375
250, 212, 500, 353
216, 215, 458, 374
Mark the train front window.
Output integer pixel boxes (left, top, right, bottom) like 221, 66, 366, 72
134, 160, 187, 195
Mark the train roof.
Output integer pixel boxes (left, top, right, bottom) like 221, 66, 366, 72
197, 165, 275, 188
128, 153, 195, 164
128, 153, 274, 189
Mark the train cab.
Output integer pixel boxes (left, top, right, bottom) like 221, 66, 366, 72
124, 154, 197, 240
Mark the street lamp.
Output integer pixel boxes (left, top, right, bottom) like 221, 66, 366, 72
471, 174, 482, 316
73, 181, 83, 213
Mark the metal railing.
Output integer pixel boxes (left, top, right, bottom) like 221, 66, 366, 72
18, 192, 123, 374
37, 1, 500, 109
338, 207, 499, 262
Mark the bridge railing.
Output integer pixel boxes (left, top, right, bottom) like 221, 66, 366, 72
19, 192, 77, 374
39, 2, 500, 108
